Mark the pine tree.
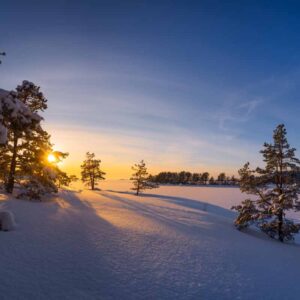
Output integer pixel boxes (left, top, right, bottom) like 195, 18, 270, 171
17, 129, 69, 199
3, 81, 47, 193
192, 173, 201, 184
217, 172, 226, 184
0, 82, 71, 198
130, 160, 158, 195
201, 172, 209, 184
81, 152, 105, 190
49, 151, 74, 188
209, 176, 215, 185
230, 175, 237, 185
232, 124, 300, 242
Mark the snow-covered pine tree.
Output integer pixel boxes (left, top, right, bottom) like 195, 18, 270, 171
232, 124, 300, 242
0, 146, 10, 186
56, 170, 79, 188
51, 152, 76, 188
2, 81, 47, 193
17, 128, 69, 200
130, 160, 158, 195
81, 152, 105, 190
0, 87, 42, 146
0, 82, 70, 199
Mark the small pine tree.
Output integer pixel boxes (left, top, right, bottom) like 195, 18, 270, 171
232, 124, 300, 242
81, 152, 105, 190
130, 160, 158, 195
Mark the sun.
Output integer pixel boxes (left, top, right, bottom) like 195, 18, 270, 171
47, 154, 57, 163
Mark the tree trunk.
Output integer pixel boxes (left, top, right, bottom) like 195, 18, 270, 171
136, 181, 140, 195
278, 210, 284, 242
6, 134, 18, 194
91, 177, 94, 190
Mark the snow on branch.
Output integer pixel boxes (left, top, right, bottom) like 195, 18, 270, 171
0, 84, 43, 145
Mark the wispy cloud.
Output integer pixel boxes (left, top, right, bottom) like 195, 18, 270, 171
217, 96, 264, 132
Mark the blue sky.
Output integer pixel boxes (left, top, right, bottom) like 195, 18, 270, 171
1, 0, 300, 177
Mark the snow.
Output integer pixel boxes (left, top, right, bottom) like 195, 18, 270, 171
1, 181, 300, 299
0, 210, 15, 231
0, 86, 42, 145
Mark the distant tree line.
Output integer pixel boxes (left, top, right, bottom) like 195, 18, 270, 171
149, 171, 239, 186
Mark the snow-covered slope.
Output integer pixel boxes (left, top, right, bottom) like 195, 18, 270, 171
0, 183, 300, 299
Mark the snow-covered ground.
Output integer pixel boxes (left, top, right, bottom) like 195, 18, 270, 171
1, 180, 300, 299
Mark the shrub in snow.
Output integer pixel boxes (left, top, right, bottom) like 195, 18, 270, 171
17, 178, 57, 201
232, 124, 300, 242
0, 210, 15, 231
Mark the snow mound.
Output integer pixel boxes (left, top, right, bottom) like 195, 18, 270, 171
0, 210, 15, 231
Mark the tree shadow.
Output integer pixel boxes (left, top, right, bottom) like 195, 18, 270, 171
105, 189, 236, 219
94, 190, 236, 243
0, 189, 144, 299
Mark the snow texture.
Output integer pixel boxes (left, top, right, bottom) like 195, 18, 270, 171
0, 181, 300, 299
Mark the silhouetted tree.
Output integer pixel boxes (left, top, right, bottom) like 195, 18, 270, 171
230, 175, 238, 185
201, 172, 209, 184
192, 173, 201, 184
81, 152, 105, 190
217, 172, 226, 185
150, 171, 238, 186
232, 124, 300, 242
17, 130, 69, 199
130, 160, 158, 195
209, 176, 215, 185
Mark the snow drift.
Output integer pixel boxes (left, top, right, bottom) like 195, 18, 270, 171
0, 210, 15, 231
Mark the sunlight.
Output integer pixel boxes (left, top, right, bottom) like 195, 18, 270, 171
47, 153, 57, 163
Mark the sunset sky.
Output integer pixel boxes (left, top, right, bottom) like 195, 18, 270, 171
2, 0, 300, 178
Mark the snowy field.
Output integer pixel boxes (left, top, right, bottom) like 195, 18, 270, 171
1, 180, 300, 299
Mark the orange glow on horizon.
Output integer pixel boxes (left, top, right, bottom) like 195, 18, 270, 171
45, 125, 240, 179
